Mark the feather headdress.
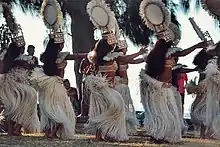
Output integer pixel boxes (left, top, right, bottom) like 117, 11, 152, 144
2, 3, 25, 47
201, 0, 220, 21
139, 0, 171, 42
168, 23, 181, 46
87, 0, 119, 45
41, 0, 64, 43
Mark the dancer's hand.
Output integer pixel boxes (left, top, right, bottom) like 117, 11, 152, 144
194, 66, 199, 71
139, 47, 148, 55
162, 83, 171, 88
185, 85, 197, 94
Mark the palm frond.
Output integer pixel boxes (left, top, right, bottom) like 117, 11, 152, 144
3, 0, 67, 18
178, 0, 201, 14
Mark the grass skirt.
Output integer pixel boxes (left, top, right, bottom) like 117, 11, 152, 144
139, 69, 182, 143
115, 76, 137, 135
84, 75, 128, 141
30, 68, 75, 139
0, 69, 40, 133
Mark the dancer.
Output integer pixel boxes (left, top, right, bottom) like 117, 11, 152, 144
114, 36, 146, 135
79, 57, 93, 117
0, 3, 40, 136
139, 0, 207, 143
86, 0, 148, 141
203, 42, 220, 139
186, 49, 213, 138
30, 0, 87, 139
187, 42, 220, 139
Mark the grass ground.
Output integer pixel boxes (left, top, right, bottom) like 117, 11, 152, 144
0, 133, 220, 147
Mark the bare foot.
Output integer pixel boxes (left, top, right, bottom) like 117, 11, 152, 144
94, 135, 105, 142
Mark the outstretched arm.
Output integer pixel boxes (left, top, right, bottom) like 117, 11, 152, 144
116, 48, 148, 64
173, 41, 207, 57
127, 58, 145, 64
179, 68, 197, 73
122, 52, 142, 61
65, 53, 88, 60
116, 56, 146, 64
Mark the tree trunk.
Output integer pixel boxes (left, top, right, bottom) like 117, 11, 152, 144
66, 0, 95, 116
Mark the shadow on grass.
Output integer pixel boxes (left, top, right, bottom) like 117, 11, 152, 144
0, 133, 219, 147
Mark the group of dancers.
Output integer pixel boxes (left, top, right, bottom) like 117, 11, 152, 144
0, 0, 219, 145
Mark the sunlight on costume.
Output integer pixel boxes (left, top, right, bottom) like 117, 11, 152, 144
203, 58, 220, 139
0, 69, 40, 133
115, 76, 137, 135
84, 74, 128, 141
30, 67, 75, 139
139, 69, 182, 143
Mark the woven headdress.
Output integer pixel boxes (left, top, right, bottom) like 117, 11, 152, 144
0, 24, 11, 50
168, 23, 181, 46
41, 0, 64, 44
87, 0, 119, 45
2, 3, 25, 47
117, 30, 128, 50
139, 0, 171, 42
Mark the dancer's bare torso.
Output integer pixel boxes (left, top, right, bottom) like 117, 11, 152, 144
98, 60, 118, 87
157, 57, 175, 83
117, 61, 129, 85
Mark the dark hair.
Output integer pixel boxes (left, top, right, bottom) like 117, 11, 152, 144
2, 42, 21, 73
28, 45, 35, 49
146, 39, 172, 78
63, 79, 70, 83
42, 39, 60, 76
193, 49, 213, 70
93, 39, 114, 65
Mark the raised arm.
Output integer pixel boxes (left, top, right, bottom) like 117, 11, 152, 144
173, 41, 207, 57
116, 48, 148, 64
65, 53, 88, 60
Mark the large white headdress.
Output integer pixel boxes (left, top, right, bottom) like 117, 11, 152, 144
139, 0, 171, 42
41, 0, 64, 44
201, 0, 220, 20
87, 0, 120, 45
2, 3, 25, 47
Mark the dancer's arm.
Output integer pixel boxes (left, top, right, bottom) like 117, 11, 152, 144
121, 47, 146, 60
65, 53, 88, 60
127, 58, 145, 64
116, 48, 148, 64
173, 41, 207, 57
179, 68, 197, 73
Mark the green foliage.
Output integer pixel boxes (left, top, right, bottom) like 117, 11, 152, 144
188, 76, 198, 86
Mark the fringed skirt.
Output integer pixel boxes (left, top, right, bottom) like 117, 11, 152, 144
84, 75, 128, 141
115, 76, 137, 135
30, 68, 75, 139
172, 88, 188, 131
139, 70, 182, 143
0, 70, 40, 133
205, 74, 220, 139
190, 81, 207, 126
